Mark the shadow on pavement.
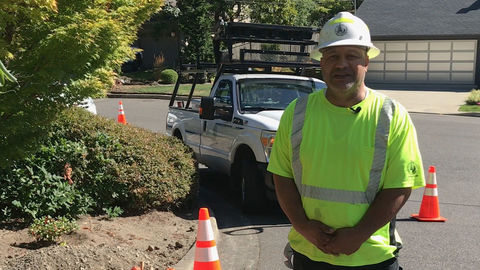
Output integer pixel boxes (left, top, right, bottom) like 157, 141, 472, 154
198, 167, 290, 230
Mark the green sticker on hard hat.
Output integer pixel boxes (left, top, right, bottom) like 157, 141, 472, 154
335, 24, 348, 36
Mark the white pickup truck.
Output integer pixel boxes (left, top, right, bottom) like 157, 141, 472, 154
166, 73, 326, 211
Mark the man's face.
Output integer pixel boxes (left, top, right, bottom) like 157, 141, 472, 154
320, 46, 369, 93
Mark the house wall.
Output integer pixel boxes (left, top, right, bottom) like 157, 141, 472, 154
136, 36, 179, 70
135, 23, 180, 70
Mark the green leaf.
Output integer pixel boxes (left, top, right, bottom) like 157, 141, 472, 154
12, 200, 22, 208
0, 71, 5, 87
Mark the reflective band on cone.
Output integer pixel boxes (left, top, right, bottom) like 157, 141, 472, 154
411, 166, 447, 222
423, 188, 438, 197
197, 219, 214, 242
195, 246, 220, 262
193, 208, 221, 270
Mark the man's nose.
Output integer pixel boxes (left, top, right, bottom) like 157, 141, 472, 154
334, 56, 348, 68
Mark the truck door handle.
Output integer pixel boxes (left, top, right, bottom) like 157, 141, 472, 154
233, 117, 244, 125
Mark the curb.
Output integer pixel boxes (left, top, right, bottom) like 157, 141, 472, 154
107, 92, 202, 101
107, 92, 172, 100
172, 208, 220, 270
407, 111, 480, 117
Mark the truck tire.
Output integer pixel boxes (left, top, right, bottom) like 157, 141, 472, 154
173, 130, 183, 141
240, 157, 267, 213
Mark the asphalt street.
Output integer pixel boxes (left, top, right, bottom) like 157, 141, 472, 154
95, 97, 480, 270
94, 98, 169, 133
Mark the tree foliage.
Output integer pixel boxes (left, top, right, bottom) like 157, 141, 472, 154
0, 0, 163, 166
177, 0, 214, 64
247, 0, 362, 27
309, 0, 357, 26
249, 0, 298, 25
148, 2, 180, 41
174, 0, 363, 65
292, 0, 318, 27
177, 0, 251, 65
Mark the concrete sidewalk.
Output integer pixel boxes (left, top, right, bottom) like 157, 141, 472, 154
376, 89, 471, 115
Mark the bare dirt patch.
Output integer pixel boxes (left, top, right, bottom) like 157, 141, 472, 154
0, 210, 197, 270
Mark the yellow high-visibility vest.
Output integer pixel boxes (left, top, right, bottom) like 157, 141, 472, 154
268, 89, 425, 266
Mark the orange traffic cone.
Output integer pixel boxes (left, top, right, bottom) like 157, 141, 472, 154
118, 100, 127, 125
411, 166, 447, 222
193, 208, 221, 270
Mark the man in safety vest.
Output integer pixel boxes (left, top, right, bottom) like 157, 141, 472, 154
268, 12, 425, 269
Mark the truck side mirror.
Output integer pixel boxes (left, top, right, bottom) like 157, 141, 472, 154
199, 97, 215, 120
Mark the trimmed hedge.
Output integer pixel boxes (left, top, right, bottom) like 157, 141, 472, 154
159, 69, 178, 84
0, 107, 199, 222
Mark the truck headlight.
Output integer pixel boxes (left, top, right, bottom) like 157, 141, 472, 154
261, 130, 275, 161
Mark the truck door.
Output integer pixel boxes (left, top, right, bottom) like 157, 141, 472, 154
200, 79, 236, 172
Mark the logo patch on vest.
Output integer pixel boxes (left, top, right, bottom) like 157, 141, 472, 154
335, 24, 348, 36
407, 161, 418, 176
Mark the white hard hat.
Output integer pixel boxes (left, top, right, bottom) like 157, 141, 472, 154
310, 12, 380, 60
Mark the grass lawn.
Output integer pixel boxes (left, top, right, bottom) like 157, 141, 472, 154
119, 70, 214, 96
122, 70, 155, 81
459, 104, 480, 112
119, 83, 213, 97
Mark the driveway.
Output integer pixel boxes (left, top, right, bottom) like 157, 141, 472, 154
376, 90, 470, 115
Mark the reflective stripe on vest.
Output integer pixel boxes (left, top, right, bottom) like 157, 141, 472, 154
290, 96, 395, 204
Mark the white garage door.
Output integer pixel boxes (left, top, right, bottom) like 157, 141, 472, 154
367, 40, 477, 85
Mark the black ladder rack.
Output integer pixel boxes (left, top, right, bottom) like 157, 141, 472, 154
169, 22, 321, 108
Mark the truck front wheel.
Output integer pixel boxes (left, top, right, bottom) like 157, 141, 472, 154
240, 157, 267, 213
173, 130, 183, 141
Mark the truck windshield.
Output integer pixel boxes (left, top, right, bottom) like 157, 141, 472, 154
238, 78, 315, 112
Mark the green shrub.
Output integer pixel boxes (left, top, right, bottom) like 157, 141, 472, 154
465, 89, 480, 105
103, 206, 124, 219
158, 69, 179, 84
49, 107, 199, 213
0, 164, 93, 222
29, 216, 78, 242
0, 107, 199, 223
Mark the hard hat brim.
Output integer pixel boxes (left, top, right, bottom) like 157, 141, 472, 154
310, 41, 380, 61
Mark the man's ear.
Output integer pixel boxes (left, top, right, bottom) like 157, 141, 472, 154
364, 55, 370, 70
